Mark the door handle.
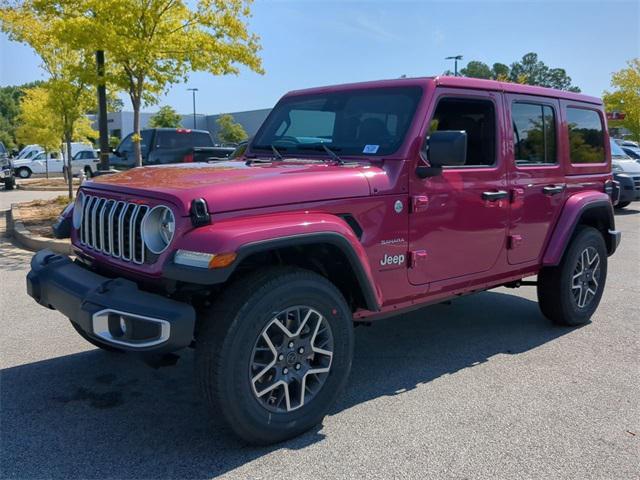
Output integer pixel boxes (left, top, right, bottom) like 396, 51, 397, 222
482, 190, 508, 201
543, 184, 566, 196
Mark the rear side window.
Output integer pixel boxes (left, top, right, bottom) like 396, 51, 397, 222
512, 103, 556, 165
429, 98, 496, 166
567, 108, 605, 164
156, 131, 214, 149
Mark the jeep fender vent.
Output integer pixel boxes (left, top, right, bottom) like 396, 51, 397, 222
338, 214, 363, 240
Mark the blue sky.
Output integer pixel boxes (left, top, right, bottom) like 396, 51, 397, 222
1, 0, 638, 115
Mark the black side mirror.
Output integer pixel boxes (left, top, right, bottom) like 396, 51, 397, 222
416, 130, 467, 178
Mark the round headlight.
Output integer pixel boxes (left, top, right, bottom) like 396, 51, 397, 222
72, 192, 85, 229
142, 205, 175, 254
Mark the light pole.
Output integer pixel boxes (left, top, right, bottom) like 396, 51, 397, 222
445, 55, 463, 76
187, 88, 198, 129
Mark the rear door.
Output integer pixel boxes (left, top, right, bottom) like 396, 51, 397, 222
505, 95, 566, 264
408, 88, 509, 285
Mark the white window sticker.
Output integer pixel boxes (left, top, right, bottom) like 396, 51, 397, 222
363, 144, 379, 154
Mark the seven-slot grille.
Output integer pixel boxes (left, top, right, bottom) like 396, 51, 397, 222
79, 195, 149, 264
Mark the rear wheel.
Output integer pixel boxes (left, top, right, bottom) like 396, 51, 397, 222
615, 201, 630, 209
196, 267, 354, 445
16, 167, 31, 179
537, 226, 607, 326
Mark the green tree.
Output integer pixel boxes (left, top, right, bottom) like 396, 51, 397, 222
0, 81, 45, 149
492, 63, 510, 81
603, 59, 640, 142
15, 86, 60, 177
9, 0, 264, 166
460, 61, 492, 79
216, 114, 247, 144
457, 53, 580, 91
1, 7, 97, 198
149, 105, 182, 128
509, 52, 580, 91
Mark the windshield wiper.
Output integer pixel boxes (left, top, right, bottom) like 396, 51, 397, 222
298, 144, 344, 164
246, 144, 285, 165
271, 144, 283, 160
321, 143, 344, 164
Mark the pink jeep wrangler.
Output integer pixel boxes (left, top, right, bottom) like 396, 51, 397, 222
27, 76, 620, 444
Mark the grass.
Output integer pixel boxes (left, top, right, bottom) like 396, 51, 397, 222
14, 196, 71, 238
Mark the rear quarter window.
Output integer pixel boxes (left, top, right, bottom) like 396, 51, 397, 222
567, 108, 605, 164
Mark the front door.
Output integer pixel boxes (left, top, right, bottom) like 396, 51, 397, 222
408, 89, 509, 285
505, 95, 566, 264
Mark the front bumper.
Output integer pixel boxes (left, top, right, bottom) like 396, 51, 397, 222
27, 249, 196, 353
614, 174, 640, 203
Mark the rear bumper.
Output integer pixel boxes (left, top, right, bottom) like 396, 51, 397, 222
27, 250, 196, 353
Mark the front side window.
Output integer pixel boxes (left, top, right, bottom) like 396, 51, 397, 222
429, 97, 496, 166
118, 134, 133, 155
512, 103, 556, 165
567, 108, 605, 164
253, 87, 423, 157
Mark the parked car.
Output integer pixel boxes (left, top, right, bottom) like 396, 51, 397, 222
109, 128, 229, 168
15, 144, 43, 160
26, 77, 621, 445
72, 149, 100, 177
610, 139, 640, 208
620, 145, 640, 160
13, 147, 98, 178
13, 151, 64, 178
0, 141, 15, 189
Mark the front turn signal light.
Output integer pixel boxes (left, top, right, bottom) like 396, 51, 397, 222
208, 252, 237, 269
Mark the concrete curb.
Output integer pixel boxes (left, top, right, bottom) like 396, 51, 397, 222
7, 204, 72, 255
16, 183, 75, 192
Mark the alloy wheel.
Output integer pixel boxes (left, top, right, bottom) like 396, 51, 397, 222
571, 246, 601, 309
249, 306, 334, 413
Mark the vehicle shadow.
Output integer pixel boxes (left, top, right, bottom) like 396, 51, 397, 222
0, 290, 573, 479
614, 207, 639, 216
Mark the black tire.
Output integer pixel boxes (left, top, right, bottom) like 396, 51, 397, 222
16, 167, 31, 179
70, 321, 124, 353
196, 267, 354, 445
3, 176, 15, 190
615, 201, 630, 209
537, 226, 607, 326
84, 166, 93, 178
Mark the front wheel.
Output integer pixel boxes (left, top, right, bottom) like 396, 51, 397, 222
84, 166, 93, 178
16, 167, 31, 179
196, 267, 354, 444
615, 201, 630, 209
537, 226, 607, 326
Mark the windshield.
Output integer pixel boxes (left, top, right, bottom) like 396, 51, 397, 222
253, 87, 423, 157
610, 139, 628, 158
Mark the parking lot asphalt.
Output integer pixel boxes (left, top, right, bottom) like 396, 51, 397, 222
1, 192, 638, 479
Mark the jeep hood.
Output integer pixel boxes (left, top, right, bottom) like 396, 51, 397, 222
87, 160, 379, 214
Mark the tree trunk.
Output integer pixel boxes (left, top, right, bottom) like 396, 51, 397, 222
132, 97, 143, 167
65, 133, 73, 200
